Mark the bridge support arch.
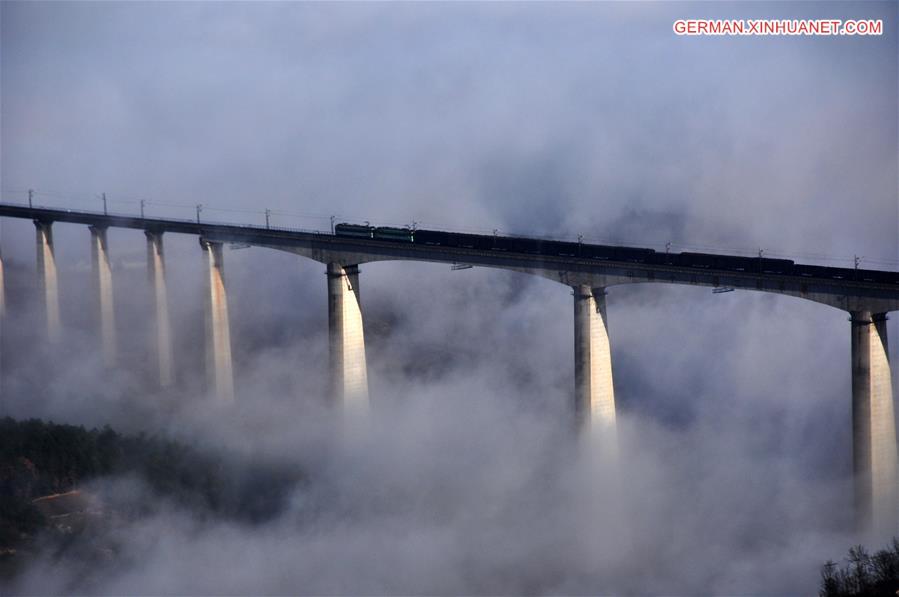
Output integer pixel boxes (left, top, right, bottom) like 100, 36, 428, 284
34, 220, 60, 343
146, 231, 174, 387
851, 311, 898, 538
202, 239, 234, 402
573, 285, 616, 436
327, 263, 369, 412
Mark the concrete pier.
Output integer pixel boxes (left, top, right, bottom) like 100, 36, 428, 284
327, 263, 369, 411
89, 226, 117, 367
202, 239, 234, 401
574, 285, 616, 433
0, 248, 5, 319
34, 220, 61, 343
851, 311, 898, 538
146, 231, 174, 386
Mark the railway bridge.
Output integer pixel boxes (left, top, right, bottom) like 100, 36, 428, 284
1, 201, 897, 537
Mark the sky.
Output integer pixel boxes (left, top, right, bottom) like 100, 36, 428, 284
1, 1, 898, 594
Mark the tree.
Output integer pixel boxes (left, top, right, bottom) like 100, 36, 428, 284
820, 538, 899, 597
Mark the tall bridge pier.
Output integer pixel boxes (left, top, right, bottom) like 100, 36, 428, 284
327, 262, 369, 411
89, 226, 117, 367
0, 248, 5, 319
146, 230, 174, 387
573, 285, 616, 435
201, 239, 234, 402
851, 311, 898, 537
34, 220, 60, 343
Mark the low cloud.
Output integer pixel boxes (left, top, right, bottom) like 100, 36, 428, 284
1, 1, 897, 594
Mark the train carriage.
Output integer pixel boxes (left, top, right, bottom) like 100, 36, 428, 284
334, 223, 373, 238
373, 227, 414, 242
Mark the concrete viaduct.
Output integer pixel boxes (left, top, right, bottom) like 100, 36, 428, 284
1, 202, 897, 537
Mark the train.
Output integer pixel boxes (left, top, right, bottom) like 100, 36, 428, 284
333, 223, 899, 285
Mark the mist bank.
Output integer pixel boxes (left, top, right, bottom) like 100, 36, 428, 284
0, 374, 861, 594
0, 246, 880, 594
2, 1, 897, 593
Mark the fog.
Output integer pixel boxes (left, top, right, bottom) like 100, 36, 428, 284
1, 1, 897, 594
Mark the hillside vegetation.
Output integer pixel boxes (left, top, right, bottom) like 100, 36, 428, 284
820, 539, 899, 596
0, 416, 304, 577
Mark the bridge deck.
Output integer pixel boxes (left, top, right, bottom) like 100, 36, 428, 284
2, 202, 898, 312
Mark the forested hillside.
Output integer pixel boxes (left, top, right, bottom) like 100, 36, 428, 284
0, 417, 304, 577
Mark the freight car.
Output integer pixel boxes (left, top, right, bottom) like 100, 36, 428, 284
581, 244, 656, 263
793, 264, 899, 284
414, 229, 494, 251
335, 223, 414, 242
673, 252, 793, 274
